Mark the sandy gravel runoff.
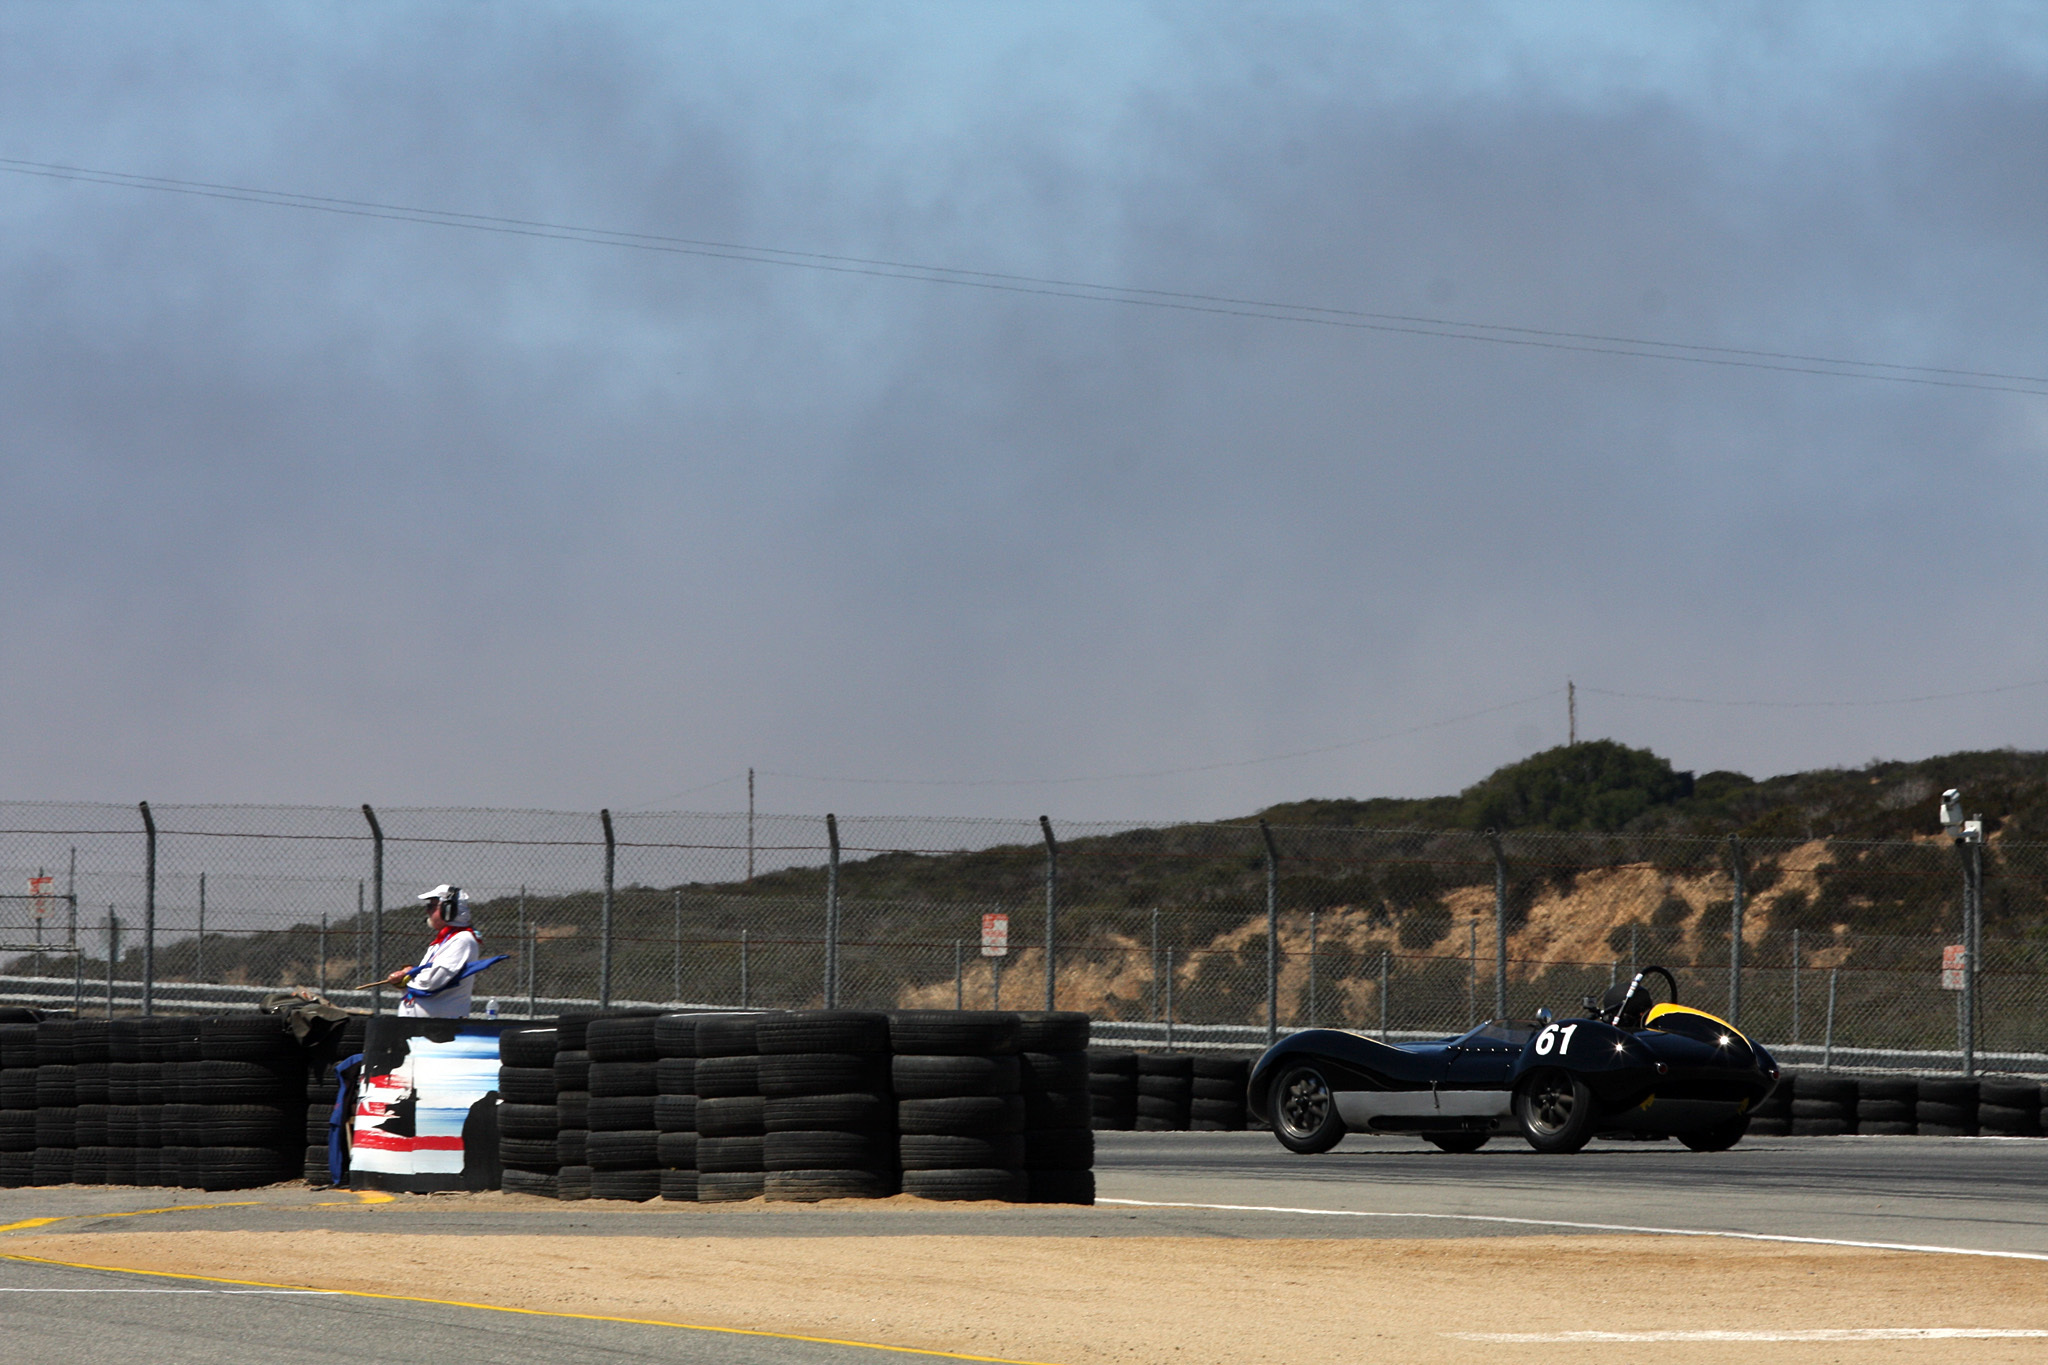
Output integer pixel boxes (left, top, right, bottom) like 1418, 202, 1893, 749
12, 1221, 2048, 1365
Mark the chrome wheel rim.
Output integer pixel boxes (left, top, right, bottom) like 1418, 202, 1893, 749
1526, 1075, 1575, 1135
1278, 1070, 1332, 1139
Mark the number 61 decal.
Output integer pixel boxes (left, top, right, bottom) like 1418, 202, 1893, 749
1535, 1023, 1580, 1056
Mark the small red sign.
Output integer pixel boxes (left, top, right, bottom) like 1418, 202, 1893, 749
1941, 944, 1967, 991
981, 913, 1009, 958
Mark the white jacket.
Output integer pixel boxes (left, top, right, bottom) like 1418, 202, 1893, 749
398, 929, 483, 1018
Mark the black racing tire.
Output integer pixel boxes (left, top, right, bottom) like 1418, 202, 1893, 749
1515, 1070, 1596, 1154
1026, 1169, 1094, 1205
1188, 1098, 1246, 1128
1270, 1064, 1345, 1154
902, 1168, 1027, 1202
763, 1093, 893, 1134
1088, 1050, 1139, 1077
1019, 1051, 1089, 1092
1746, 1116, 1791, 1136
502, 1167, 559, 1199
1424, 1131, 1490, 1154
0, 1150, 31, 1187
765, 1130, 893, 1171
499, 1137, 561, 1170
1915, 1101, 1974, 1130
892, 1055, 1022, 1099
1977, 1104, 2040, 1138
32, 1147, 75, 1185
556, 1130, 588, 1166
658, 1167, 698, 1201
588, 1095, 659, 1132
556, 1090, 590, 1130
74, 1063, 111, 1105
888, 1011, 1020, 1057
0, 1110, 36, 1151
0, 1071, 38, 1108
1025, 1090, 1092, 1131
552, 1015, 598, 1052
757, 1011, 892, 1056
899, 1133, 1023, 1170
588, 1061, 659, 1097
553, 1050, 591, 1091
303, 1145, 334, 1186
1678, 1114, 1750, 1152
191, 1104, 292, 1146
182, 1061, 297, 1107
653, 1013, 700, 1059
34, 1108, 77, 1147
587, 1130, 660, 1170
657, 1130, 698, 1168
1917, 1123, 1972, 1137
697, 1096, 766, 1138
760, 1053, 890, 1099
1191, 1077, 1245, 1102
1858, 1075, 1916, 1104
500, 1102, 560, 1139
1790, 1117, 1853, 1137
198, 1019, 296, 1066
75, 1105, 110, 1145
555, 1164, 593, 1200
1013, 1013, 1090, 1054
306, 1101, 336, 1145
695, 1015, 766, 1059
498, 1026, 558, 1069
1858, 1120, 1916, 1136
696, 1170, 765, 1202
697, 1135, 764, 1173
1856, 1100, 1913, 1125
655, 1058, 696, 1095
185, 1146, 295, 1192
898, 1095, 1026, 1137
1022, 1128, 1093, 1170
694, 1056, 760, 1098
1979, 1077, 2042, 1110
589, 1169, 662, 1202
654, 1094, 697, 1133
586, 1015, 661, 1062
1136, 1052, 1194, 1078
765, 1168, 892, 1201
36, 1065, 78, 1107
72, 1146, 111, 1185
1918, 1078, 1977, 1107
0, 1023, 39, 1068
1135, 1095, 1191, 1122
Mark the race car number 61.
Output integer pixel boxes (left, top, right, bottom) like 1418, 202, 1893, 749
1535, 1023, 1579, 1056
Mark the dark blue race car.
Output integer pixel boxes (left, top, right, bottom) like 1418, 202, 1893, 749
1247, 966, 1780, 1154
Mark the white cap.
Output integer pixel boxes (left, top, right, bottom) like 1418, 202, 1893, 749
416, 884, 468, 903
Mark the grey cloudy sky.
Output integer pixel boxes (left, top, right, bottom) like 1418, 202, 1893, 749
4, 3, 2047, 820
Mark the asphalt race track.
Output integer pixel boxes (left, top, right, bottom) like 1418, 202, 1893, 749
3, 1132, 2044, 1363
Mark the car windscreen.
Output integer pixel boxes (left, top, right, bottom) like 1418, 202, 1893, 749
1453, 1019, 1540, 1047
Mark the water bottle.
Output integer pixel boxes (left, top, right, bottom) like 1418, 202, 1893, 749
485, 997, 499, 1020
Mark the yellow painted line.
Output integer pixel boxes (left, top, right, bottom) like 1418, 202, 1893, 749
0, 1202, 260, 1236
353, 1190, 394, 1204
0, 1251, 1067, 1365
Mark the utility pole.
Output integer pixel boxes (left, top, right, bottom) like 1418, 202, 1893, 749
1567, 679, 1576, 745
747, 768, 756, 883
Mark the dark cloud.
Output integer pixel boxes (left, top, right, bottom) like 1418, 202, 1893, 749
2, 5, 2045, 818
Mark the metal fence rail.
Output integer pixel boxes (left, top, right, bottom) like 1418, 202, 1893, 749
3, 801, 2043, 1074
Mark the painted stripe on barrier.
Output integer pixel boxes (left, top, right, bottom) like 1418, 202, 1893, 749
1453, 1329, 2048, 1341
1096, 1198, 2048, 1262
0, 1253, 1069, 1365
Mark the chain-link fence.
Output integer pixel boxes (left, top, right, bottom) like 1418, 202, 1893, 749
1, 802, 2041, 1073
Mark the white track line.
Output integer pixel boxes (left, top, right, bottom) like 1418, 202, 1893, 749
0, 1287, 335, 1294
1453, 1329, 2048, 1342
1096, 1198, 2048, 1262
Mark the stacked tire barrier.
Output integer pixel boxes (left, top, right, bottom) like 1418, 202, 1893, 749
1088, 1050, 1253, 1132
0, 1019, 33, 1186
1017, 1013, 1093, 1204
1135, 1053, 1193, 1131
301, 1013, 367, 1186
497, 1023, 561, 1197
1790, 1073, 1856, 1136
1087, 1051, 1138, 1130
893, 1010, 1028, 1202
653, 1013, 698, 1201
1739, 1071, 2048, 1138
695, 1013, 767, 1202
1916, 1077, 1979, 1136
761, 1010, 895, 1201
1748, 1075, 1792, 1134
1978, 1077, 2043, 1137
1189, 1057, 1250, 1131
553, 1014, 594, 1201
587, 1014, 663, 1202
1856, 1076, 1917, 1136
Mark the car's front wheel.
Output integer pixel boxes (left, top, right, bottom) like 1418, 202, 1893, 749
1271, 1064, 1345, 1154
1679, 1113, 1749, 1152
1515, 1069, 1596, 1153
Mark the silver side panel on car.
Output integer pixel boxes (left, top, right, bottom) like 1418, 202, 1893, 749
1337, 1088, 1513, 1125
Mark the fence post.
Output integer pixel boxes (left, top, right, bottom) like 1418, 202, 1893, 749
1380, 949, 1389, 1040
1962, 838, 1982, 1078
527, 925, 538, 1019
1791, 928, 1801, 1045
1727, 835, 1744, 1025
1039, 816, 1058, 1011
139, 801, 155, 1017
740, 929, 750, 1008
672, 889, 682, 1005
1467, 920, 1477, 1029
1164, 946, 1175, 1052
1260, 820, 1279, 1042
196, 871, 207, 984
70, 894, 81, 1014
1150, 906, 1160, 1021
105, 911, 118, 1018
1307, 909, 1318, 1029
362, 805, 384, 1015
1486, 829, 1507, 1018
955, 941, 963, 1009
318, 911, 328, 995
1822, 967, 1838, 1070
599, 808, 616, 1009
824, 813, 840, 1009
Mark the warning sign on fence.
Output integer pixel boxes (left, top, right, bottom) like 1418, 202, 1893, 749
1941, 943, 1967, 991
981, 912, 1009, 958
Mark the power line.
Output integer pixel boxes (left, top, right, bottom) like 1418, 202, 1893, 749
5, 156, 2047, 397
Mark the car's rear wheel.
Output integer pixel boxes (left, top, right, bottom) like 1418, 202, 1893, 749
1423, 1131, 1489, 1154
1515, 1070, 1595, 1153
1271, 1064, 1344, 1154
1678, 1113, 1749, 1152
